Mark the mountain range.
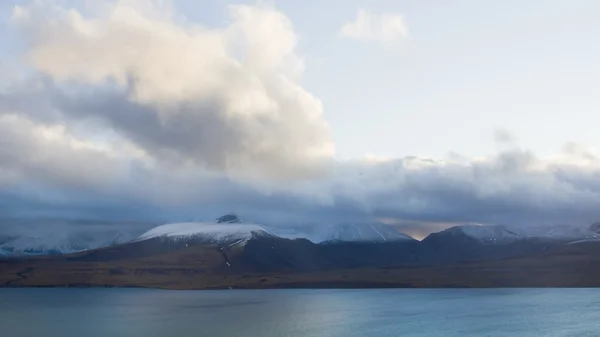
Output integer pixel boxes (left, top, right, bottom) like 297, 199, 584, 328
0, 215, 416, 256
2, 215, 600, 289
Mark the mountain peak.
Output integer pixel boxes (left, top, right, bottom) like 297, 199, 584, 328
216, 214, 241, 224
426, 224, 521, 244
136, 221, 270, 245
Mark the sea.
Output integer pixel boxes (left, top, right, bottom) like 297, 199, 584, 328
0, 288, 598, 336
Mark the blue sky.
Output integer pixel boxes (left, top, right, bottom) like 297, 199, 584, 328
1, 0, 600, 232
172, 0, 600, 160
3, 0, 600, 159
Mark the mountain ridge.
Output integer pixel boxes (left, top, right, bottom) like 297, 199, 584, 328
3, 215, 600, 259
3, 234, 600, 289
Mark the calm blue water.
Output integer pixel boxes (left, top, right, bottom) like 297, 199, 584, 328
1, 288, 599, 336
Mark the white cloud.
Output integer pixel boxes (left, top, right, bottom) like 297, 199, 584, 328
11, 1, 334, 180
0, 113, 128, 191
339, 9, 408, 44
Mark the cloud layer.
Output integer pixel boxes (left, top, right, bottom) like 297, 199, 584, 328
1, 1, 600, 235
10, 1, 333, 180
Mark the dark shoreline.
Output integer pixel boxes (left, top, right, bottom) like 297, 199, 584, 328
3, 283, 600, 290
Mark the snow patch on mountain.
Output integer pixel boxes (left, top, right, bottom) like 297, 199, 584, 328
137, 222, 271, 245
436, 223, 600, 244
567, 238, 600, 245
439, 224, 521, 243
523, 224, 598, 240
315, 223, 415, 243
0, 230, 138, 256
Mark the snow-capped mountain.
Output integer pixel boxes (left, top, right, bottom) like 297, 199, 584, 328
0, 229, 139, 256
4, 213, 600, 258
315, 223, 415, 243
425, 223, 600, 244
136, 214, 272, 246
430, 224, 522, 244
524, 224, 599, 240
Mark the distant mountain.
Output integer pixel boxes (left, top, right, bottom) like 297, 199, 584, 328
5, 217, 600, 289
3, 214, 599, 265
423, 224, 522, 245
6, 224, 600, 288
423, 223, 599, 245
136, 221, 273, 247
0, 215, 252, 257
316, 223, 415, 243
525, 224, 599, 241
0, 229, 139, 256
415, 223, 600, 265
50, 216, 421, 273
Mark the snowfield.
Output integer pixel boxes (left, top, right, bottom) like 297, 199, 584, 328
315, 223, 415, 243
136, 222, 272, 245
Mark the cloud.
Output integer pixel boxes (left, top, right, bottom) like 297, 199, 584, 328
335, 151, 600, 226
3, 1, 600, 236
339, 9, 408, 44
10, 1, 334, 180
0, 113, 127, 191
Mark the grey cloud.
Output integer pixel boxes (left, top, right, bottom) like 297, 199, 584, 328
2, 130, 600, 232
4, 77, 600, 231
336, 152, 600, 226
0, 113, 125, 192
52, 86, 331, 179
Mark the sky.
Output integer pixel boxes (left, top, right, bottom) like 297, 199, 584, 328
1, 0, 600, 234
